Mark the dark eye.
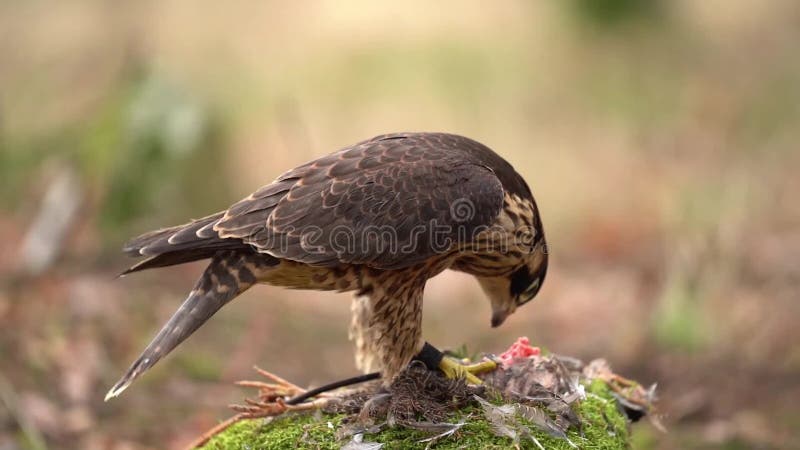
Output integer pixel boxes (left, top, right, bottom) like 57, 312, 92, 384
519, 278, 541, 304
509, 266, 533, 298
511, 257, 548, 305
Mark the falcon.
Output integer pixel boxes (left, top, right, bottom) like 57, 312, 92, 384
105, 132, 548, 400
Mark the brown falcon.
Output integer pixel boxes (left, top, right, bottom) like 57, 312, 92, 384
105, 132, 548, 400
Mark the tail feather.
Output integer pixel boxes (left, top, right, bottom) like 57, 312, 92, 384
120, 250, 215, 276
120, 244, 257, 276
123, 212, 226, 257
106, 251, 263, 400
121, 212, 254, 273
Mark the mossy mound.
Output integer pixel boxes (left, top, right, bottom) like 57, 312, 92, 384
201, 380, 629, 449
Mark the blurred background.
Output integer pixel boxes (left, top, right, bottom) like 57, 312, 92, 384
1, 1, 798, 449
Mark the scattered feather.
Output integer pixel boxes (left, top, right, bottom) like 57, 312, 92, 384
415, 421, 465, 447
517, 424, 546, 450
515, 404, 569, 440
475, 394, 579, 448
474, 395, 519, 441
341, 433, 383, 450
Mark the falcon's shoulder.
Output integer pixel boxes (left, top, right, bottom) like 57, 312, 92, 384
215, 133, 513, 269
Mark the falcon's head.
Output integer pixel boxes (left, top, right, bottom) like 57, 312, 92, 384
477, 243, 548, 328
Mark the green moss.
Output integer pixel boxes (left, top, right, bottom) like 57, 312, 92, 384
201, 414, 347, 450
202, 380, 630, 449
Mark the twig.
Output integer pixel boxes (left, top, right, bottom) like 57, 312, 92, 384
286, 372, 380, 405
186, 369, 381, 449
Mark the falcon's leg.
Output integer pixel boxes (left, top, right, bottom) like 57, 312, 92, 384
362, 275, 498, 384
366, 278, 427, 382
414, 342, 497, 384
349, 294, 380, 373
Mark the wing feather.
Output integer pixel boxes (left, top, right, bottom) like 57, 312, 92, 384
215, 133, 507, 269
124, 133, 520, 272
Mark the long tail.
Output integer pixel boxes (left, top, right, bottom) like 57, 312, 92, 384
105, 251, 268, 400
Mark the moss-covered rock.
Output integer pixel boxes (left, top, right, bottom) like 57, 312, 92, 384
201, 380, 630, 449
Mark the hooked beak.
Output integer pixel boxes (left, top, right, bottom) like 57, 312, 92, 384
491, 309, 510, 328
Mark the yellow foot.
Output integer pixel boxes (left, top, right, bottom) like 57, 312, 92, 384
438, 357, 497, 384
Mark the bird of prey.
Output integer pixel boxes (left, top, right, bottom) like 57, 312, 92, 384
105, 132, 548, 400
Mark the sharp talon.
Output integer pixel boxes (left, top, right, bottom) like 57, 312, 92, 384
438, 356, 497, 384
464, 371, 482, 385
464, 360, 498, 375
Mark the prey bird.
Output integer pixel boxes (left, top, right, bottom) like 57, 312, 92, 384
106, 132, 548, 400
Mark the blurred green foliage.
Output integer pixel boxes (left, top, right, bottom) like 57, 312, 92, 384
652, 268, 707, 352
95, 72, 230, 238
2, 67, 233, 248
175, 351, 223, 382
736, 66, 800, 153
569, 0, 665, 27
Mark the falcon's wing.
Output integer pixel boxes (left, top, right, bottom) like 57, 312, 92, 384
215, 133, 505, 269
